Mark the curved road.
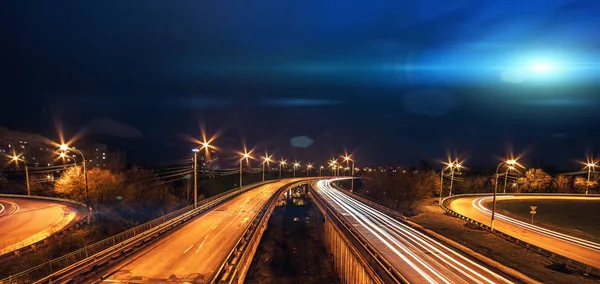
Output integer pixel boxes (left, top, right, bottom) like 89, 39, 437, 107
446, 195, 600, 269
0, 197, 78, 255
93, 179, 301, 283
314, 179, 512, 284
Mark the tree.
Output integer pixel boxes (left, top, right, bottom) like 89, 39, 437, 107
573, 176, 597, 194
517, 168, 551, 193
552, 174, 572, 193
54, 166, 124, 212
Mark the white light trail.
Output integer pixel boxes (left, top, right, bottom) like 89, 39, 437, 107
473, 196, 600, 252
315, 179, 511, 284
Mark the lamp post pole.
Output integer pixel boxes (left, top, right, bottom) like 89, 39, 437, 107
439, 166, 447, 205
13, 157, 30, 196
449, 166, 456, 196
491, 160, 517, 231
351, 161, 355, 192
491, 161, 504, 232
503, 167, 514, 194
262, 161, 266, 182
239, 158, 243, 189
193, 150, 198, 208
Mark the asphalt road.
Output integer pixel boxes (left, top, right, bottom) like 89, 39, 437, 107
446, 195, 600, 269
314, 179, 512, 284
0, 197, 77, 255
98, 179, 298, 283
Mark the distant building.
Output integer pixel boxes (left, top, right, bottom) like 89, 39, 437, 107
71, 143, 125, 170
0, 127, 56, 167
0, 127, 125, 170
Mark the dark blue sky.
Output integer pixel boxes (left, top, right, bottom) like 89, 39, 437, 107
2, 0, 600, 168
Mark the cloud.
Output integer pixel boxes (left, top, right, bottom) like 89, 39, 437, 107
85, 118, 143, 138
259, 98, 340, 107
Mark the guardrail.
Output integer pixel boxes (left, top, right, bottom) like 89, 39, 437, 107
310, 180, 408, 284
0, 194, 91, 259
0, 180, 274, 284
211, 180, 310, 283
440, 193, 600, 277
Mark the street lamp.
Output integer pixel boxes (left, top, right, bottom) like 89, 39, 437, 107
279, 159, 286, 179
60, 144, 88, 203
10, 155, 30, 196
343, 155, 355, 192
306, 163, 313, 177
262, 155, 272, 182
439, 162, 453, 204
59, 152, 77, 165
491, 158, 519, 231
240, 152, 252, 189
329, 159, 338, 176
319, 166, 324, 177
584, 162, 597, 195
503, 165, 516, 194
448, 163, 461, 197
192, 141, 211, 209
293, 162, 300, 177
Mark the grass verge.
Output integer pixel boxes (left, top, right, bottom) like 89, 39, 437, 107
410, 198, 599, 284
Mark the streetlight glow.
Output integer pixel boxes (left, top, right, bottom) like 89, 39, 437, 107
59, 144, 69, 151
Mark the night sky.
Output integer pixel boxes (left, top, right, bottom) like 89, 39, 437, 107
2, 1, 600, 168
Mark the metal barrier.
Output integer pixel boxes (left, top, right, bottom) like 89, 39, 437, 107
0, 194, 91, 259
310, 181, 408, 284
440, 193, 600, 277
210, 180, 310, 283
0, 180, 274, 284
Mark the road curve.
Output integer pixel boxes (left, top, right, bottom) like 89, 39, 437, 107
0, 197, 78, 255
446, 195, 600, 269
96, 179, 300, 283
314, 179, 512, 284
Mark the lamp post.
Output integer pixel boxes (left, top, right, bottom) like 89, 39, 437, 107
10, 155, 30, 196
293, 162, 300, 178
60, 144, 88, 203
585, 162, 596, 195
439, 163, 453, 204
262, 155, 272, 182
448, 163, 461, 197
279, 159, 286, 179
343, 155, 355, 192
491, 159, 518, 231
59, 152, 78, 166
306, 164, 313, 177
192, 141, 210, 209
319, 166, 324, 177
240, 152, 251, 190
503, 165, 515, 194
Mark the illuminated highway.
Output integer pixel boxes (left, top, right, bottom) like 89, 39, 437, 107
314, 179, 512, 284
0, 197, 77, 256
96, 179, 298, 283
447, 195, 600, 269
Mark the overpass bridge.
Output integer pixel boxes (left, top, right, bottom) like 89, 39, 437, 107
3, 178, 514, 283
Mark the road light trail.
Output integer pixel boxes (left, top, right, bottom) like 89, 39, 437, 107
473, 196, 600, 251
446, 195, 600, 269
0, 198, 77, 255
314, 179, 512, 284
